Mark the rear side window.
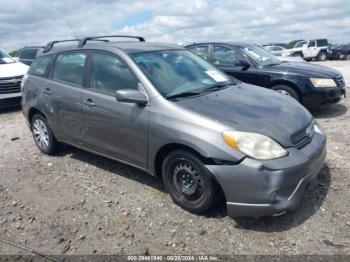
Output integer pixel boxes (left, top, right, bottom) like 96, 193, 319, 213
28, 55, 52, 77
188, 46, 209, 60
90, 52, 138, 94
19, 49, 39, 60
53, 52, 87, 86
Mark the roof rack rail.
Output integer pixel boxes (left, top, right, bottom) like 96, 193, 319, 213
43, 39, 80, 53
78, 35, 145, 48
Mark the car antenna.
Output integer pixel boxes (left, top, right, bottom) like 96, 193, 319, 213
66, 20, 79, 39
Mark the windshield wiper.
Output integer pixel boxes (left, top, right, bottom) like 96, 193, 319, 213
165, 91, 202, 100
200, 82, 234, 92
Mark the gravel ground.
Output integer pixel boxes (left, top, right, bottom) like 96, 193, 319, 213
0, 61, 350, 256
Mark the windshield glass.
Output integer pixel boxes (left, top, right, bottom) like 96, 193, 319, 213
131, 50, 231, 98
0, 50, 15, 64
294, 41, 306, 48
239, 45, 281, 66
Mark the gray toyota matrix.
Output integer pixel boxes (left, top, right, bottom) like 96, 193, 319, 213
22, 36, 326, 217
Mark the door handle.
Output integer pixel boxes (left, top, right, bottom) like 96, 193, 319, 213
44, 88, 52, 95
83, 99, 96, 107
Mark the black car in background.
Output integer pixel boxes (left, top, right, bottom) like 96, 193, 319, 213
327, 44, 350, 60
15, 46, 44, 65
186, 42, 346, 108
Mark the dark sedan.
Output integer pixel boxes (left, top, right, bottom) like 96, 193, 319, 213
186, 42, 346, 108
327, 44, 350, 60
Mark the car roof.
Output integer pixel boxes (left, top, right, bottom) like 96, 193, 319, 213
37, 41, 183, 57
186, 42, 255, 48
18, 46, 45, 50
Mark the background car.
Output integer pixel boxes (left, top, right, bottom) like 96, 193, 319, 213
289, 39, 329, 61
186, 42, 346, 107
263, 45, 287, 56
15, 46, 44, 65
0, 49, 29, 108
327, 44, 350, 60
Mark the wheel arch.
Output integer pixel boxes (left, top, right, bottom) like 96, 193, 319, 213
28, 107, 47, 126
269, 80, 303, 102
153, 143, 226, 202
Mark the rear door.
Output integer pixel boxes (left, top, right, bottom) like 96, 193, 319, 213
82, 51, 149, 169
46, 51, 88, 145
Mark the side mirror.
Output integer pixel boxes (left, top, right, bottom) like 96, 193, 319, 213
116, 89, 148, 105
235, 60, 250, 70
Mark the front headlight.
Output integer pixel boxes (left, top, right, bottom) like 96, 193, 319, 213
223, 131, 288, 160
310, 78, 337, 88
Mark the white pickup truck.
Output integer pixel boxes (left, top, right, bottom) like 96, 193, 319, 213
286, 39, 329, 61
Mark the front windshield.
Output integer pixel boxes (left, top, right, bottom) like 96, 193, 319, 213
239, 45, 281, 66
294, 41, 306, 48
0, 50, 15, 64
131, 50, 231, 98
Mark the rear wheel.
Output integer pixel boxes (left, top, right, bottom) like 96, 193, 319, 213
271, 85, 300, 101
317, 51, 327, 61
162, 150, 216, 214
293, 52, 303, 57
31, 114, 57, 155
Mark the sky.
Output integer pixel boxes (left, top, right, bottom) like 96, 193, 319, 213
0, 0, 350, 52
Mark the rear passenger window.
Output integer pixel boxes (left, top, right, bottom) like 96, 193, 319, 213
188, 46, 209, 60
28, 55, 52, 77
90, 52, 138, 94
53, 52, 87, 85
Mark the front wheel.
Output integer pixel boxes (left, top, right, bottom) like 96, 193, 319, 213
271, 85, 300, 101
31, 114, 58, 155
162, 150, 216, 214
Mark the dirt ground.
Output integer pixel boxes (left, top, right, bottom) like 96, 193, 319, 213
0, 61, 349, 257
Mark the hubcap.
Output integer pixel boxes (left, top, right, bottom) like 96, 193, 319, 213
172, 161, 205, 200
33, 119, 49, 150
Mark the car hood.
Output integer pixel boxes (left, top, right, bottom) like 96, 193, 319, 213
266, 61, 341, 78
0, 62, 29, 78
176, 84, 313, 147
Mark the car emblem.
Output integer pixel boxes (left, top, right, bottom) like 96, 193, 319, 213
9, 79, 21, 84
306, 126, 313, 137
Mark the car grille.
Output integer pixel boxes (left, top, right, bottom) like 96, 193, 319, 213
290, 122, 315, 149
0, 75, 22, 94
334, 75, 346, 88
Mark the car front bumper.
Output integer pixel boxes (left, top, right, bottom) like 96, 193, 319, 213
0, 92, 22, 108
303, 86, 346, 107
205, 129, 326, 218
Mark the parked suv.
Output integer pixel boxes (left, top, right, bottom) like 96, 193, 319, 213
289, 39, 329, 61
186, 42, 346, 107
15, 46, 44, 65
22, 36, 326, 218
0, 49, 29, 108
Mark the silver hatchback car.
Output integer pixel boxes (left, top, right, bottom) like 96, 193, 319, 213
22, 36, 326, 217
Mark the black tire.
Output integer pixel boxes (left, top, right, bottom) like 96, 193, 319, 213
271, 85, 300, 101
31, 114, 58, 155
317, 51, 327, 61
162, 149, 216, 214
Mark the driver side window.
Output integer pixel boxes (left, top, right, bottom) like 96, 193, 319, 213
212, 46, 246, 67
90, 52, 139, 95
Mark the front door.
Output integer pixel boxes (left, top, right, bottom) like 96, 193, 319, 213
210, 45, 265, 86
82, 51, 149, 169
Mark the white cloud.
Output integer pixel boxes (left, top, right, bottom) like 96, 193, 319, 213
0, 0, 349, 52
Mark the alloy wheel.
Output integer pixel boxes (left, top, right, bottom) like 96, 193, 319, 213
33, 119, 50, 151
